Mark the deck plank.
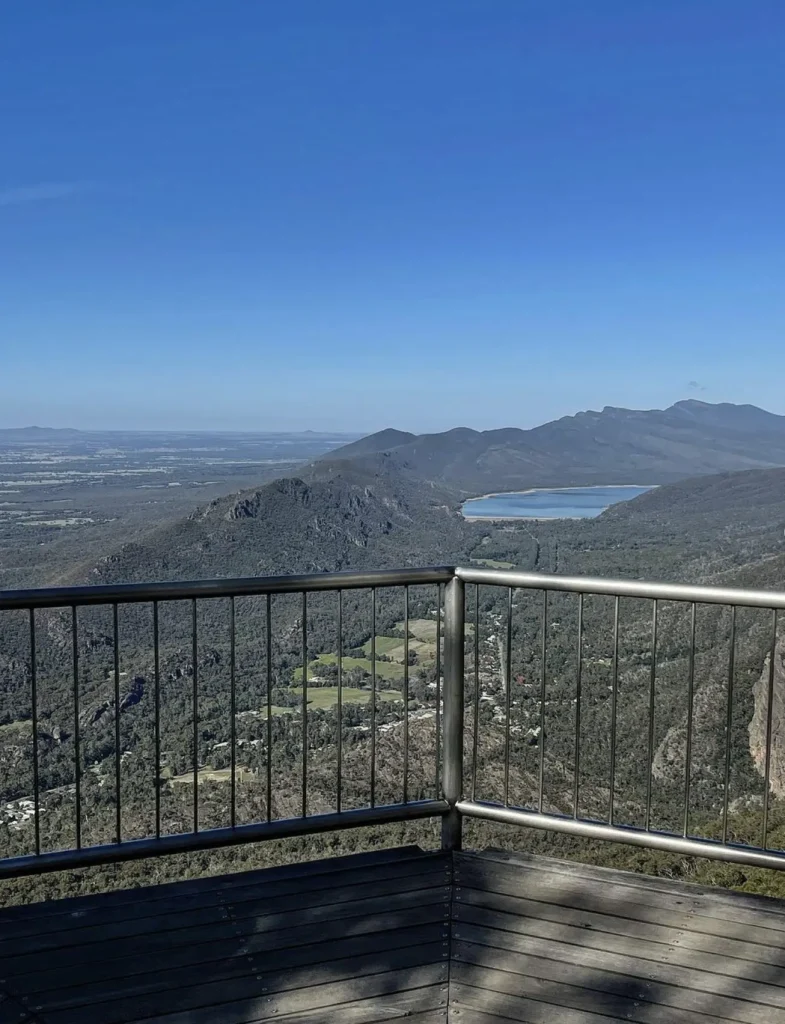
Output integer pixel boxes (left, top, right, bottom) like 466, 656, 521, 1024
0, 845, 435, 923
459, 849, 785, 933
255, 998, 448, 1024
0, 852, 449, 944
30, 923, 448, 1013
453, 938, 779, 1024
455, 860, 785, 961
471, 848, 785, 926
20, 901, 448, 997
44, 941, 448, 1024
141, 966, 448, 1024
2, 882, 450, 977
451, 964, 740, 1023
451, 850, 785, 1024
0, 865, 450, 959
450, 982, 626, 1024
452, 906, 785, 1005
2, 845, 785, 1023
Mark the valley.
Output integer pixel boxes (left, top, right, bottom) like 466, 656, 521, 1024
4, 401, 785, 903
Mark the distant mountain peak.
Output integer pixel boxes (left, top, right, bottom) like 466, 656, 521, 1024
671, 399, 712, 410
0, 425, 83, 437
319, 428, 417, 461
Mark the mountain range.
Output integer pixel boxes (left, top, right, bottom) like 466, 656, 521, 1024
53, 399, 785, 589
323, 400, 785, 494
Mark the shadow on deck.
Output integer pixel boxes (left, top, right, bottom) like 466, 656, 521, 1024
1, 845, 785, 1023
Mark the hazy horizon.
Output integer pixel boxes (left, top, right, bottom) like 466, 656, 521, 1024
0, 396, 780, 437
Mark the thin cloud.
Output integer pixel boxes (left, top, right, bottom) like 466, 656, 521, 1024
687, 380, 707, 391
0, 182, 85, 207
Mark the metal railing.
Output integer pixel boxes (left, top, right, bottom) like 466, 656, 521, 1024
1, 565, 785, 877
457, 567, 785, 872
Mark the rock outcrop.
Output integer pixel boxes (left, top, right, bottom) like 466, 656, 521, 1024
749, 639, 785, 795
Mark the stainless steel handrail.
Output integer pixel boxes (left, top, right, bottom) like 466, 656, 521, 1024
3, 564, 785, 878
0, 566, 456, 611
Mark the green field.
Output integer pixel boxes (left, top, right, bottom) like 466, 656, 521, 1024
291, 686, 403, 709
259, 705, 296, 718
294, 653, 404, 682
393, 618, 473, 642
362, 634, 405, 657
293, 618, 475, 686
363, 632, 443, 665
395, 617, 438, 642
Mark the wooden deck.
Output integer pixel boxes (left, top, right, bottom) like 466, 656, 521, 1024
1, 845, 785, 1022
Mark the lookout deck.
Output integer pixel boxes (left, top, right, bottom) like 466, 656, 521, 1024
1, 845, 785, 1023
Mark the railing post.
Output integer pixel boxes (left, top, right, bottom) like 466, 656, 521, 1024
441, 574, 465, 850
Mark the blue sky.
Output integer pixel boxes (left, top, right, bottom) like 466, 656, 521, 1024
1, 1, 783, 433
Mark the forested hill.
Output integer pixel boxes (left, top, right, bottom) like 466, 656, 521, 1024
42, 455, 785, 594
66, 460, 471, 588
322, 401, 785, 495
605, 466, 785, 522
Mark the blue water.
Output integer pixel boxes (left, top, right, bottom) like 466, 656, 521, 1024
462, 485, 654, 520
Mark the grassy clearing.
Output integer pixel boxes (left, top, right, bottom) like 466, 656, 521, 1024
394, 618, 474, 642
293, 654, 404, 682
170, 765, 256, 785
259, 705, 296, 718
470, 557, 515, 569
291, 686, 403, 709
0, 720, 32, 737
293, 618, 474, 683
362, 633, 440, 665
396, 617, 438, 642
362, 635, 404, 657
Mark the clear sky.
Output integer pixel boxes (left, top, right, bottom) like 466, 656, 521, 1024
1, 1, 783, 433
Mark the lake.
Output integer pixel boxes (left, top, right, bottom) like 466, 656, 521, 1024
462, 485, 654, 520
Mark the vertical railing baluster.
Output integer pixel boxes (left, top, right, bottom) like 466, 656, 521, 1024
403, 586, 409, 804
370, 588, 376, 808
192, 599, 199, 833
573, 594, 583, 819
337, 590, 343, 813
441, 574, 465, 851
722, 605, 736, 844
538, 591, 548, 813
153, 602, 161, 840
762, 608, 778, 848
609, 595, 620, 825
266, 593, 273, 822
683, 602, 696, 837
113, 603, 122, 844
29, 609, 40, 856
301, 592, 308, 818
503, 587, 512, 806
435, 584, 442, 800
229, 597, 236, 828
72, 606, 82, 850
471, 584, 480, 803
645, 601, 658, 831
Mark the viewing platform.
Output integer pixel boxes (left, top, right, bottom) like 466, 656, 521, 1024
3, 566, 785, 1021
